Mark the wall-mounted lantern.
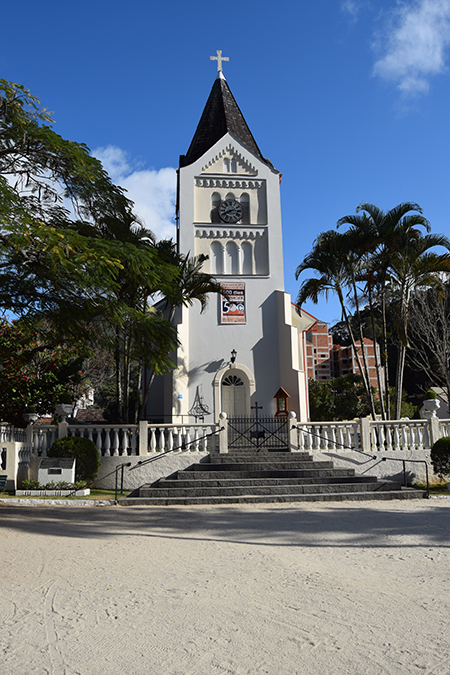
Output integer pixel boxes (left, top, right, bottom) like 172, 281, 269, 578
230, 349, 237, 364
274, 387, 290, 417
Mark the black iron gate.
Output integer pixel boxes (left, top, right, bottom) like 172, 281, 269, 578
228, 413, 289, 451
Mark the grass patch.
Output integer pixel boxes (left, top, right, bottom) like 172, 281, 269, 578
413, 482, 449, 494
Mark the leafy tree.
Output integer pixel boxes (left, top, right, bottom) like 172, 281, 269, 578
408, 283, 450, 410
298, 202, 450, 420
0, 79, 133, 332
308, 374, 373, 422
0, 318, 90, 425
0, 81, 221, 424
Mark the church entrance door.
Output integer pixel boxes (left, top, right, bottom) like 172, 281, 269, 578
221, 372, 248, 417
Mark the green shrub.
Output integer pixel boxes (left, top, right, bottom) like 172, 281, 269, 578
58, 393, 72, 404
48, 437, 100, 483
25, 405, 37, 413
21, 479, 40, 490
424, 390, 438, 400
430, 436, 450, 479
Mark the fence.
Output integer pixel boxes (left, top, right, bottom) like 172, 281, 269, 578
1, 415, 449, 489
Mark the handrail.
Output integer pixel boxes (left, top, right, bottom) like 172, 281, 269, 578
294, 426, 430, 498
129, 426, 224, 471
380, 457, 430, 499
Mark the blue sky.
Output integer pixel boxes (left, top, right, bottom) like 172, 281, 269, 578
3, 0, 450, 325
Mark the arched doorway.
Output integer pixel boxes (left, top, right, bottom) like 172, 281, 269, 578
221, 372, 249, 417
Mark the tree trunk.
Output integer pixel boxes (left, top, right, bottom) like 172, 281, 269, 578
367, 281, 386, 419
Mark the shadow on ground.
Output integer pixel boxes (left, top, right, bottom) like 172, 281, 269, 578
1, 501, 449, 549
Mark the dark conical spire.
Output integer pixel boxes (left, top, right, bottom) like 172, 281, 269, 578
180, 73, 267, 167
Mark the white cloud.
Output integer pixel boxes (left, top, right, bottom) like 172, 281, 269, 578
373, 0, 450, 95
341, 0, 365, 21
93, 145, 177, 241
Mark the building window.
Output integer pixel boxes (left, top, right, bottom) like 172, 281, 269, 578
240, 193, 250, 224
210, 241, 223, 274
223, 375, 244, 386
211, 192, 221, 223
225, 241, 238, 274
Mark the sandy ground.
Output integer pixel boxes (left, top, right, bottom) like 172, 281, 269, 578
1, 500, 449, 675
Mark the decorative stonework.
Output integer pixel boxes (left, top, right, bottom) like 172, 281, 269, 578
195, 177, 263, 189
195, 228, 266, 239
201, 144, 258, 175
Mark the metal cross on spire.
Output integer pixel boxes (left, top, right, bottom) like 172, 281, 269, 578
210, 50, 229, 73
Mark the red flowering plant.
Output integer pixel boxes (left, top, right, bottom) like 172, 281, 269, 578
0, 319, 90, 425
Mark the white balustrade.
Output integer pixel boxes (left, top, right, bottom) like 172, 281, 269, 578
297, 421, 359, 452
370, 420, 430, 452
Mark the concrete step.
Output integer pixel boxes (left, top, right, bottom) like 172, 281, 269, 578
188, 460, 336, 472
119, 488, 426, 506
213, 452, 313, 462
137, 480, 402, 499
176, 468, 358, 480
157, 475, 379, 489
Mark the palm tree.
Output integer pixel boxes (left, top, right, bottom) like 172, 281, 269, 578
337, 202, 432, 419
295, 230, 378, 419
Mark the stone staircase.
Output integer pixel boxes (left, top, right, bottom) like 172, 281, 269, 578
119, 451, 426, 506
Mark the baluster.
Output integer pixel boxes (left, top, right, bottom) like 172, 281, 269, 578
122, 429, 129, 457
41, 430, 48, 456
211, 429, 216, 453
409, 424, 416, 451
384, 424, 392, 451
194, 428, 200, 451
305, 425, 313, 451
176, 427, 182, 451
329, 425, 336, 451
298, 425, 305, 452
87, 428, 94, 442
202, 428, 208, 452
379, 425, 386, 453
336, 425, 344, 451
103, 429, 111, 456
159, 428, 165, 452
401, 425, 408, 451
393, 424, 400, 452
168, 428, 174, 452
33, 429, 40, 455
417, 424, 424, 451
314, 425, 321, 451
94, 428, 103, 456
185, 427, 191, 452
150, 428, 157, 452
130, 429, 137, 455
111, 428, 119, 456
353, 423, 360, 451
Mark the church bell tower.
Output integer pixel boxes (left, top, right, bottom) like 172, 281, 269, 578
153, 53, 310, 422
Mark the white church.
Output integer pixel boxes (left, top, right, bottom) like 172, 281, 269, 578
147, 53, 314, 423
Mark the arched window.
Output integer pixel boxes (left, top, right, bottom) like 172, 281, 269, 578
211, 192, 221, 223
225, 192, 235, 201
225, 241, 238, 275
241, 242, 252, 275
210, 241, 223, 274
240, 193, 250, 224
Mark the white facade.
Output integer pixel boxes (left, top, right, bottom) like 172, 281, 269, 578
148, 73, 311, 422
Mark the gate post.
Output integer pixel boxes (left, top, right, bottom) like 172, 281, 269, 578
219, 413, 228, 454
288, 412, 298, 452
